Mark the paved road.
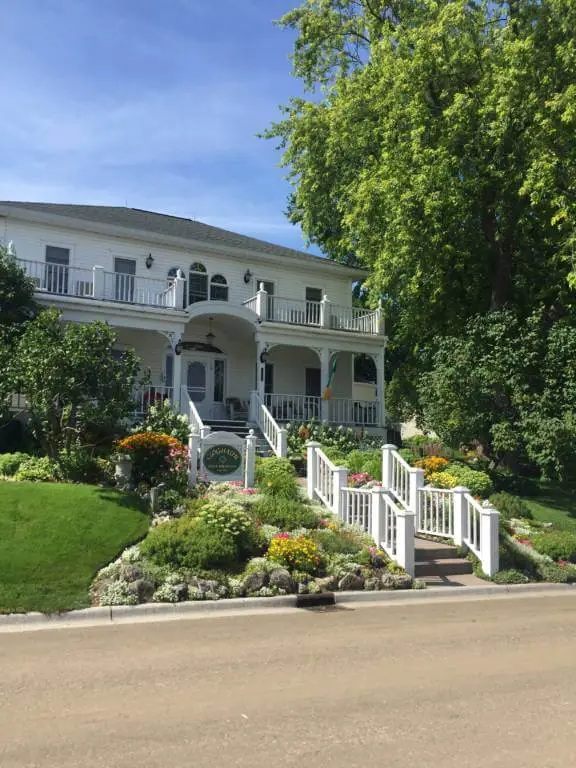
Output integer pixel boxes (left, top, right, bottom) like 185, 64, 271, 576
1, 593, 575, 768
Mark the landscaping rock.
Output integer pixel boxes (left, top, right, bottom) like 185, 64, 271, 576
380, 573, 413, 590
338, 573, 365, 591
297, 582, 309, 595
173, 582, 189, 602
118, 564, 143, 583
194, 579, 220, 595
127, 578, 156, 603
242, 572, 268, 594
269, 568, 296, 593
315, 575, 338, 593
364, 577, 381, 591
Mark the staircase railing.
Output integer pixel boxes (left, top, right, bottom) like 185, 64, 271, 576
306, 442, 415, 574
180, 385, 208, 437
249, 391, 287, 457
382, 444, 499, 576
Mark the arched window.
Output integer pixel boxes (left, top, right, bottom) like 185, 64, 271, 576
210, 274, 228, 301
167, 267, 180, 284
188, 262, 208, 304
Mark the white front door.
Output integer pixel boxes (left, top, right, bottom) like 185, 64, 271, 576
185, 356, 227, 419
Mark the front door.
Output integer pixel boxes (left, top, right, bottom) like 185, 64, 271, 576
185, 356, 227, 419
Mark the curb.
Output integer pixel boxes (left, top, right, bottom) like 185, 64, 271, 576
0, 583, 573, 632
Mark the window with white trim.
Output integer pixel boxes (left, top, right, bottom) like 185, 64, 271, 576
210, 274, 228, 301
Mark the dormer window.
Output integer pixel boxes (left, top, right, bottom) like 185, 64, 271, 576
188, 262, 207, 304
210, 274, 228, 301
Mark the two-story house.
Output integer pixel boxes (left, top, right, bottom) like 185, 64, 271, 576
1, 202, 386, 455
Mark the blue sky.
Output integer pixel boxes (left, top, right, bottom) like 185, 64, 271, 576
0, 0, 318, 252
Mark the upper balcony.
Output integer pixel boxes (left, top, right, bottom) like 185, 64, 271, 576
17, 258, 383, 336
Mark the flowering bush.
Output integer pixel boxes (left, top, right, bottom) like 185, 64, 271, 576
349, 472, 375, 488
286, 420, 361, 458
414, 456, 449, 480
266, 534, 322, 573
426, 471, 459, 489
115, 432, 188, 489
132, 400, 190, 445
255, 457, 299, 499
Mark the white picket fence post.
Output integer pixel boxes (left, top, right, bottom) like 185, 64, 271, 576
245, 430, 257, 488
452, 486, 469, 546
370, 488, 385, 548
396, 508, 416, 576
480, 503, 500, 576
277, 428, 288, 458
332, 467, 348, 518
409, 467, 425, 519
188, 431, 200, 486
381, 444, 396, 490
306, 441, 320, 500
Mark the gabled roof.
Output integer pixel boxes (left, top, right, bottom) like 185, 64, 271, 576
0, 201, 366, 278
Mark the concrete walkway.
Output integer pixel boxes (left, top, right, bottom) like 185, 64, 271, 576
1, 592, 575, 767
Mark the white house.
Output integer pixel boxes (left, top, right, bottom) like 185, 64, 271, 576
1, 202, 386, 455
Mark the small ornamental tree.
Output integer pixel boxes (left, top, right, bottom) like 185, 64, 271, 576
9, 309, 141, 457
0, 245, 37, 420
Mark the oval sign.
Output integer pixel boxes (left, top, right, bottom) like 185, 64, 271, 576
203, 444, 243, 476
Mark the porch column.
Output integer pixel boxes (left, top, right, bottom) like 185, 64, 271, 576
320, 347, 330, 422
256, 338, 267, 402
173, 349, 183, 412
375, 348, 386, 428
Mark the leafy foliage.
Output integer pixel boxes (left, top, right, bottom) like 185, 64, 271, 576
532, 531, 576, 563
251, 496, 321, 530
489, 492, 533, 521
286, 420, 360, 457
418, 310, 576, 479
0, 452, 30, 477
255, 456, 299, 499
14, 456, 58, 482
7, 309, 141, 458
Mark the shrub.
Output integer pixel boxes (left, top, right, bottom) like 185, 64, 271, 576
489, 492, 533, 520
491, 569, 530, 584
14, 456, 58, 482
256, 457, 299, 499
397, 447, 416, 465
427, 471, 459, 489
532, 531, 576, 563
445, 464, 494, 497
115, 432, 188, 489
251, 496, 321, 530
266, 534, 322, 573
160, 489, 186, 512
141, 515, 244, 571
132, 400, 190, 445
0, 451, 30, 477
286, 420, 360, 457
57, 448, 104, 484
311, 525, 366, 555
536, 561, 576, 583
320, 446, 347, 465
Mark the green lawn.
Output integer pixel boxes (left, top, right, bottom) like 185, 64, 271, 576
521, 482, 576, 532
0, 482, 150, 614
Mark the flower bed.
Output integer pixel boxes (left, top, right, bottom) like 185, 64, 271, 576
91, 475, 423, 606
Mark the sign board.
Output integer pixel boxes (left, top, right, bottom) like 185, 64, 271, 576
200, 431, 245, 483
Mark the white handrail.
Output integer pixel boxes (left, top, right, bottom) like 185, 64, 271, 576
389, 451, 412, 508
181, 385, 204, 435
17, 258, 94, 297
313, 446, 338, 509
250, 391, 286, 457
341, 487, 371, 530
464, 493, 483, 559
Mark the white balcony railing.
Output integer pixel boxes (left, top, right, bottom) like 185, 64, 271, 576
243, 284, 382, 336
133, 385, 175, 415
102, 271, 175, 307
328, 398, 378, 426
18, 259, 95, 298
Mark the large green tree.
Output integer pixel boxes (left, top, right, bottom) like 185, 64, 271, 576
268, 0, 576, 474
